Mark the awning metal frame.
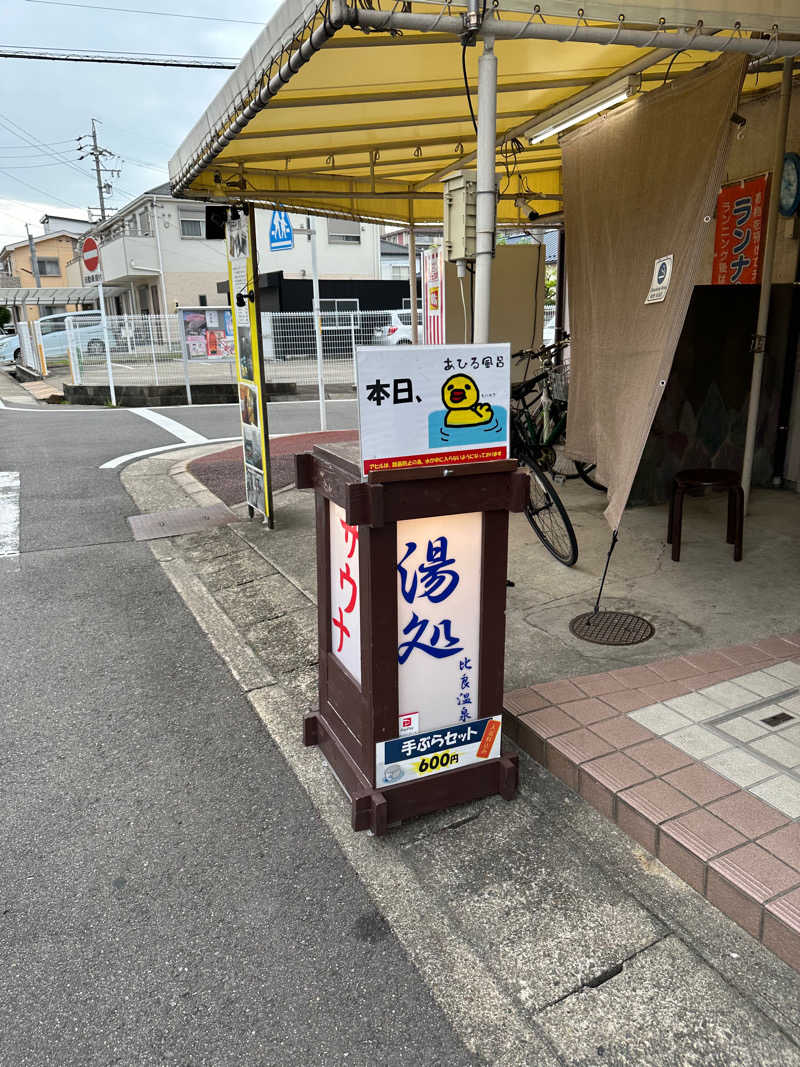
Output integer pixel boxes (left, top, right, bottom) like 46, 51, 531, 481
171, 0, 800, 198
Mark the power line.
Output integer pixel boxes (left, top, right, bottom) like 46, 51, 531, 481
0, 46, 238, 69
0, 112, 96, 183
0, 113, 137, 214
0, 160, 83, 169
0, 139, 78, 151
26, 0, 264, 25
0, 167, 77, 207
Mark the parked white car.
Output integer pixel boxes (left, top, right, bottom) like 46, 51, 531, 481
372, 309, 414, 345
37, 312, 108, 363
0, 331, 18, 365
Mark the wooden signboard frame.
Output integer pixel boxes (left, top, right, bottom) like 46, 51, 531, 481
295, 444, 528, 834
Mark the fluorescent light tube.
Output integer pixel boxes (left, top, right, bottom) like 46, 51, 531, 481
526, 75, 641, 145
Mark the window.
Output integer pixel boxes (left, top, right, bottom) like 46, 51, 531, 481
37, 258, 61, 277
179, 212, 204, 238
319, 297, 359, 328
40, 318, 66, 335
198, 294, 207, 306
326, 218, 361, 245
391, 264, 409, 280
138, 210, 152, 236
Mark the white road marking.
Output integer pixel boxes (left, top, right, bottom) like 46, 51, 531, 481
128, 407, 208, 444
100, 437, 241, 470
0, 398, 356, 413
0, 471, 21, 557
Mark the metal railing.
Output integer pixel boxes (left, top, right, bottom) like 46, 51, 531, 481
63, 312, 236, 402
16, 321, 41, 374
261, 308, 424, 392
26, 307, 431, 401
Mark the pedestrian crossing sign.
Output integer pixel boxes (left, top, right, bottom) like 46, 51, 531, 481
269, 210, 294, 251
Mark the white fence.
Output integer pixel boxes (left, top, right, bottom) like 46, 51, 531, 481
21, 307, 427, 401
16, 321, 41, 374
262, 308, 423, 391
64, 309, 420, 399
64, 313, 237, 400
543, 305, 556, 342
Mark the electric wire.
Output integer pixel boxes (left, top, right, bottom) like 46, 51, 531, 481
459, 275, 468, 344
0, 167, 77, 208
25, 0, 265, 24
1, 46, 239, 64
461, 42, 477, 134
662, 49, 686, 83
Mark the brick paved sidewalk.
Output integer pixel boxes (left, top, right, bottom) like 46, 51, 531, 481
505, 634, 800, 972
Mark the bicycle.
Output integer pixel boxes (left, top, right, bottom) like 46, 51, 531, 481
509, 338, 605, 567
512, 337, 606, 492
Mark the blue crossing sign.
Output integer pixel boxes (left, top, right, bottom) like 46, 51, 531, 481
269, 210, 294, 251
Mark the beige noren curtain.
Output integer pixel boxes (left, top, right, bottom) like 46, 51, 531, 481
563, 55, 747, 529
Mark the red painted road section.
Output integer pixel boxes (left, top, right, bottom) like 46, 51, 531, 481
189, 430, 358, 507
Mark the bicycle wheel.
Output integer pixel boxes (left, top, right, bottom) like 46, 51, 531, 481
519, 455, 578, 567
575, 461, 607, 493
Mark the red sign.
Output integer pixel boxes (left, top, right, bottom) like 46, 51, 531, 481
82, 236, 100, 273
363, 444, 506, 474
712, 174, 770, 285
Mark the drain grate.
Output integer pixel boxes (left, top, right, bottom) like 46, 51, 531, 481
569, 610, 654, 646
762, 711, 793, 728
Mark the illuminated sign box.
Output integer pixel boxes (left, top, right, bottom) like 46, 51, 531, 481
295, 438, 528, 835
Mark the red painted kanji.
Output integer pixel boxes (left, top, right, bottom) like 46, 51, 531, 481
338, 561, 357, 614
339, 519, 359, 559
332, 607, 351, 653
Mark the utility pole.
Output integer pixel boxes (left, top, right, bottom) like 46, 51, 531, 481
25, 224, 41, 287
77, 119, 120, 222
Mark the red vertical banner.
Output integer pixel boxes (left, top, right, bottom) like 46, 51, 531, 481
712, 174, 770, 285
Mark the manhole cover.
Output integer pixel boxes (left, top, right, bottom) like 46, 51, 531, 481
128, 503, 236, 541
569, 610, 654, 646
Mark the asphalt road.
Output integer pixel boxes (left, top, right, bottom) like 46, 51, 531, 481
0, 394, 476, 1066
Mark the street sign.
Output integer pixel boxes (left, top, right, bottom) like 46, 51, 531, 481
355, 343, 510, 475
269, 210, 294, 251
82, 237, 100, 273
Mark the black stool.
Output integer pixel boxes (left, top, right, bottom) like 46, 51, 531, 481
667, 468, 743, 563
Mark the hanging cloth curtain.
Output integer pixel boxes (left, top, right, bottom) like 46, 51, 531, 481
562, 54, 747, 530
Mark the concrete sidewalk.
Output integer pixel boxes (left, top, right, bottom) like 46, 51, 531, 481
120, 445, 800, 1066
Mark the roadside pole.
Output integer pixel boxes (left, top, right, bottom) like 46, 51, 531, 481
309, 225, 327, 431
473, 37, 497, 344
741, 57, 793, 512
98, 281, 116, 407
408, 210, 419, 343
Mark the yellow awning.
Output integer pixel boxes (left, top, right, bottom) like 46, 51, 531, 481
169, 0, 793, 225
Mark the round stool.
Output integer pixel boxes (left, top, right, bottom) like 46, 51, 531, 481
667, 468, 743, 563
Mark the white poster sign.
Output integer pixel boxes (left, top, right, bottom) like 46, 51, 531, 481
227, 215, 251, 328
396, 510, 481, 733
376, 715, 501, 787
422, 247, 444, 344
645, 254, 673, 304
329, 501, 361, 683
356, 343, 510, 476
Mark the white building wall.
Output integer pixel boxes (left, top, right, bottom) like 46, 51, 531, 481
253, 209, 382, 279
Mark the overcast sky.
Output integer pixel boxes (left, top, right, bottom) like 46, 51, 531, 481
1, 0, 276, 244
